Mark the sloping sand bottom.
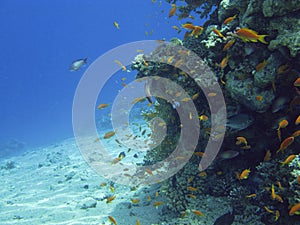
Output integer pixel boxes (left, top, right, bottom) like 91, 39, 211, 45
0, 138, 162, 225
0, 133, 264, 225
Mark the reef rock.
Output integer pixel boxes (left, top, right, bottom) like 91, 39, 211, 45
225, 76, 275, 113
268, 16, 300, 57
262, 0, 300, 17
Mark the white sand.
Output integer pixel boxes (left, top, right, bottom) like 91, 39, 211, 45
0, 137, 163, 225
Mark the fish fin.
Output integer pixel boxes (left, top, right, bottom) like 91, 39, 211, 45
258, 35, 268, 44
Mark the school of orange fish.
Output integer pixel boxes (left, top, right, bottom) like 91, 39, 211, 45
89, 1, 300, 224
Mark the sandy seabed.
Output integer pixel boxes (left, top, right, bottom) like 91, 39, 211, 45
0, 137, 162, 225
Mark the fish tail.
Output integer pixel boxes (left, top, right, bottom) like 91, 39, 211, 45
258, 35, 268, 44
277, 129, 281, 141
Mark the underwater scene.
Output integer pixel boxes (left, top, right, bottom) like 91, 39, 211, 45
1, 0, 300, 224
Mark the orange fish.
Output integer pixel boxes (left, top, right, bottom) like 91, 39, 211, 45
280, 154, 296, 166
187, 176, 194, 183
172, 25, 181, 32
146, 195, 151, 202
181, 97, 191, 102
263, 149, 271, 162
168, 4, 176, 17
236, 28, 268, 44
143, 59, 149, 67
131, 97, 145, 104
277, 63, 290, 74
255, 60, 267, 72
275, 194, 283, 203
275, 210, 280, 221
289, 202, 300, 215
192, 92, 199, 100
155, 191, 159, 198
191, 26, 204, 37
212, 27, 225, 39
295, 115, 300, 125
199, 115, 208, 121
194, 152, 204, 157
208, 92, 217, 97
277, 181, 284, 191
199, 171, 207, 177
153, 201, 164, 207
237, 169, 250, 180
110, 185, 115, 193
106, 195, 116, 204
294, 77, 300, 87
277, 119, 288, 141
145, 169, 153, 175
220, 55, 230, 70
246, 193, 256, 198
187, 186, 198, 191
111, 157, 121, 164
216, 171, 223, 176
97, 103, 109, 109
187, 194, 197, 199
223, 39, 235, 51
131, 198, 140, 204
136, 220, 141, 225
114, 60, 127, 71
223, 14, 237, 24
264, 206, 274, 213
167, 55, 174, 64
236, 136, 248, 146
113, 21, 120, 29
193, 209, 204, 216
174, 59, 183, 67
256, 95, 263, 101
292, 130, 300, 137
104, 131, 116, 139
182, 23, 195, 30
271, 184, 276, 200
100, 182, 107, 187
276, 136, 294, 153
108, 215, 117, 225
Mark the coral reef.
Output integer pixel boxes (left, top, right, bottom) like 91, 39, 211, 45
129, 0, 300, 223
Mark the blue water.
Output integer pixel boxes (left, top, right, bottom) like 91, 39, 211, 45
0, 0, 206, 149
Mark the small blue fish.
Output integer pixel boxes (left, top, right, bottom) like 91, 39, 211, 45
70, 58, 87, 71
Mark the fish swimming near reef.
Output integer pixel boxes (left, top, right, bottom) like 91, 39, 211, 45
219, 150, 239, 160
213, 209, 235, 225
226, 114, 254, 131
271, 96, 289, 113
69, 58, 87, 71
236, 28, 268, 44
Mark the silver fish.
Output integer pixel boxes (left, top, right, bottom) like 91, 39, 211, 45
219, 150, 239, 160
271, 96, 289, 113
226, 114, 254, 131
70, 58, 87, 71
